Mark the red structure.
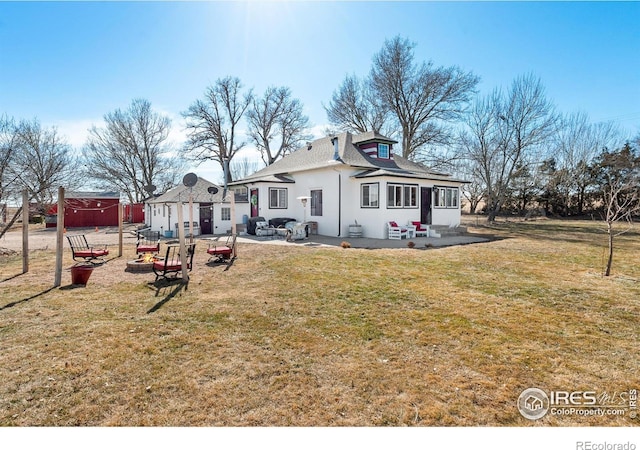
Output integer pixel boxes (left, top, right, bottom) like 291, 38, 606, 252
47, 192, 120, 228
123, 203, 145, 223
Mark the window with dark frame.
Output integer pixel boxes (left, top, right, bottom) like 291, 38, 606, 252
269, 187, 287, 209
387, 183, 418, 208
310, 189, 323, 216
361, 183, 379, 208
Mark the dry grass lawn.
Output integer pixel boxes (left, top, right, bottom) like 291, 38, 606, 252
0, 219, 638, 426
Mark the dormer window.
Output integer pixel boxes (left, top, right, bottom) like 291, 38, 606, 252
378, 143, 390, 159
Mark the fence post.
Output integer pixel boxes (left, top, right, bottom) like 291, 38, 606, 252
54, 187, 64, 287
22, 190, 29, 274
118, 202, 123, 257
176, 202, 188, 283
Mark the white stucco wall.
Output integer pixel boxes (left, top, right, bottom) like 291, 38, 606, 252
242, 167, 463, 240
145, 201, 250, 236
246, 172, 342, 237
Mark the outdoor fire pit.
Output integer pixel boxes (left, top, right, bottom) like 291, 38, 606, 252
126, 253, 161, 273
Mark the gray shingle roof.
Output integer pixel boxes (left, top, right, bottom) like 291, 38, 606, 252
351, 130, 397, 145
148, 177, 226, 204
233, 131, 466, 184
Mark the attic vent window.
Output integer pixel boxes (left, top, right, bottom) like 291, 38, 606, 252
378, 143, 390, 159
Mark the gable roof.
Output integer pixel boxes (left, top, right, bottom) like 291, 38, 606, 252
232, 131, 466, 184
147, 177, 226, 204
351, 130, 397, 145
66, 191, 120, 199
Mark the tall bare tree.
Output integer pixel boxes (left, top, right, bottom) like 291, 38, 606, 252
12, 119, 80, 210
552, 112, 619, 214
324, 74, 393, 137
454, 156, 485, 214
0, 115, 20, 234
84, 99, 182, 203
247, 86, 311, 166
0, 115, 19, 211
370, 36, 479, 160
0, 118, 81, 238
182, 77, 252, 184
593, 142, 640, 276
462, 74, 559, 221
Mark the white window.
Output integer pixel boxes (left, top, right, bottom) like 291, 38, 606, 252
434, 187, 459, 208
221, 207, 231, 221
387, 184, 403, 207
387, 183, 418, 208
269, 188, 287, 209
361, 183, 379, 208
378, 143, 390, 159
403, 185, 418, 207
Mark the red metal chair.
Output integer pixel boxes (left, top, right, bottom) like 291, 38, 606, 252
153, 243, 195, 281
207, 234, 236, 264
66, 234, 109, 264
136, 230, 160, 256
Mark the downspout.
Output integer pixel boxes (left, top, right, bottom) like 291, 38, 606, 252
331, 136, 342, 237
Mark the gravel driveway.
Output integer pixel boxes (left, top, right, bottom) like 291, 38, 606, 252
1, 225, 138, 252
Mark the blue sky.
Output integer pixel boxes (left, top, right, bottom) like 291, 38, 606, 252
1, 1, 639, 182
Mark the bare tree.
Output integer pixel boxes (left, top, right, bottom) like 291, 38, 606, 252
370, 36, 479, 160
11, 119, 80, 211
593, 143, 640, 276
462, 74, 559, 221
454, 156, 485, 214
247, 86, 311, 166
182, 77, 252, 184
0, 115, 20, 236
0, 115, 19, 212
552, 112, 620, 214
230, 156, 261, 181
0, 117, 81, 238
324, 74, 393, 137
84, 99, 183, 203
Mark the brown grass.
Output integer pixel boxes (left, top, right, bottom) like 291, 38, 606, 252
1, 219, 639, 426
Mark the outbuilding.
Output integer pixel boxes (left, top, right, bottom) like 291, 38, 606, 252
47, 191, 121, 228
144, 177, 249, 237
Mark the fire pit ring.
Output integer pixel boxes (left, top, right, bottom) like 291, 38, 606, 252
126, 255, 162, 273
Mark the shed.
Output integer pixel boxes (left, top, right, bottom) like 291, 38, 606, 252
47, 191, 120, 228
145, 177, 249, 236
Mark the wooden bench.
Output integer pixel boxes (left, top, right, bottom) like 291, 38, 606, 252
410, 221, 430, 237
387, 221, 410, 240
153, 243, 195, 281
206, 235, 236, 264
136, 230, 160, 256
66, 234, 109, 264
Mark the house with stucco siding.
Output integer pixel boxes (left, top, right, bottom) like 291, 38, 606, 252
231, 131, 466, 239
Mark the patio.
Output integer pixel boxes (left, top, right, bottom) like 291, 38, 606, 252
236, 233, 490, 249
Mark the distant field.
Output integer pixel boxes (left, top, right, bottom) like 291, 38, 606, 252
0, 219, 638, 426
